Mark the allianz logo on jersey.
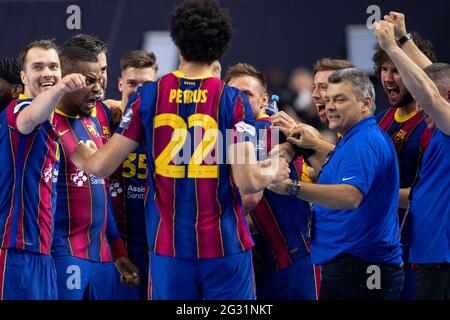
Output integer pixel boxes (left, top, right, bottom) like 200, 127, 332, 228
70, 169, 105, 187
109, 179, 123, 198
43, 165, 59, 183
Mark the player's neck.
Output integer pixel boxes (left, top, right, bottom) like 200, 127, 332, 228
58, 97, 79, 117
396, 101, 416, 117
24, 87, 33, 98
178, 58, 212, 78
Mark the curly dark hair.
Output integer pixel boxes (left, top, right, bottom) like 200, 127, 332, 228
170, 0, 232, 63
0, 58, 22, 85
372, 31, 437, 77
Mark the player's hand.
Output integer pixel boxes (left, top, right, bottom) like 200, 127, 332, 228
269, 142, 295, 163
103, 99, 121, 110
373, 20, 397, 51
267, 179, 291, 195
57, 73, 86, 93
384, 11, 407, 38
71, 140, 98, 170
287, 123, 322, 150
266, 154, 290, 184
115, 256, 140, 287
270, 111, 298, 136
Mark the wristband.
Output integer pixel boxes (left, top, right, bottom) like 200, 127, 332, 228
397, 33, 413, 46
287, 180, 301, 198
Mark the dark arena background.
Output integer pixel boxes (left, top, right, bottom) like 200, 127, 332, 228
1, 0, 449, 109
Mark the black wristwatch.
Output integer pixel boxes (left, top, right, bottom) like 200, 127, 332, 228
287, 180, 301, 198
397, 33, 413, 46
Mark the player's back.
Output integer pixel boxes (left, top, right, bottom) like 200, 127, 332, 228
135, 71, 255, 259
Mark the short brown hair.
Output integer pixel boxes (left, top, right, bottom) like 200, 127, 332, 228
313, 58, 354, 76
18, 39, 60, 71
224, 63, 267, 91
120, 50, 158, 73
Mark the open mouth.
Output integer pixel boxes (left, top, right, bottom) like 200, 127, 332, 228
316, 103, 326, 114
386, 85, 400, 101
40, 81, 55, 89
86, 97, 100, 109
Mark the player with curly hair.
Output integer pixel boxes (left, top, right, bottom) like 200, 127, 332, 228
71, 0, 289, 300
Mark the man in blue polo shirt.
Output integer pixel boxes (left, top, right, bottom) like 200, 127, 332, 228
374, 20, 450, 300
270, 68, 404, 300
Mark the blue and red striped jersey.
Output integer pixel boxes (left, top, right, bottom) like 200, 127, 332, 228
116, 71, 256, 259
52, 102, 125, 262
376, 107, 433, 251
250, 116, 312, 271
376, 108, 433, 188
0, 98, 59, 255
110, 143, 148, 259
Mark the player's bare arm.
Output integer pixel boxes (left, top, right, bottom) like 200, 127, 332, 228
374, 20, 450, 135
72, 133, 139, 177
17, 73, 86, 134
240, 191, 264, 212
384, 11, 433, 69
229, 141, 290, 194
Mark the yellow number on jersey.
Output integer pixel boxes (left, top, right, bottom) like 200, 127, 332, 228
122, 153, 148, 179
154, 113, 218, 178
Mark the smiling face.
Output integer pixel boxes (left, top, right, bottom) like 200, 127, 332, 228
380, 60, 413, 108
312, 70, 334, 124
20, 47, 61, 98
63, 60, 103, 117
325, 81, 370, 135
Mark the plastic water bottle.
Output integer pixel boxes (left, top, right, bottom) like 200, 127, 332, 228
265, 94, 279, 116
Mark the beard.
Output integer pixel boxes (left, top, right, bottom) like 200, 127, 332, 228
392, 90, 414, 108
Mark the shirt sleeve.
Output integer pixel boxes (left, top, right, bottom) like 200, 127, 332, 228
231, 93, 256, 144
334, 142, 378, 197
5, 99, 35, 133
115, 91, 144, 144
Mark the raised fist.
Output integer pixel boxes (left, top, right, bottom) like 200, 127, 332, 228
58, 73, 86, 93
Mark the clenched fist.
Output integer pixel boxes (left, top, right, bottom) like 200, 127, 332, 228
71, 140, 98, 170
373, 20, 397, 51
57, 73, 86, 93
384, 11, 407, 38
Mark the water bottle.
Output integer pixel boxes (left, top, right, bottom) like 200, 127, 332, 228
265, 94, 279, 116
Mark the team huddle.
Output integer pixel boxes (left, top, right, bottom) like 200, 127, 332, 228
0, 0, 448, 300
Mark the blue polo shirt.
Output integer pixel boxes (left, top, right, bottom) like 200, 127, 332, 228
409, 128, 450, 263
311, 116, 403, 265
